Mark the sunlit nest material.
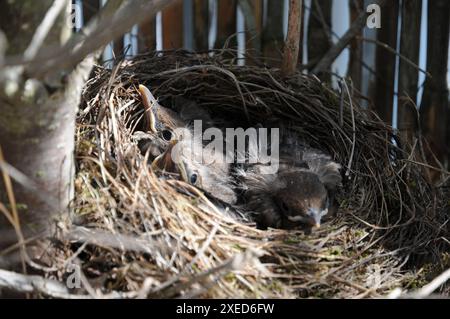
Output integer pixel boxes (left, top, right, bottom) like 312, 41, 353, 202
48, 50, 448, 298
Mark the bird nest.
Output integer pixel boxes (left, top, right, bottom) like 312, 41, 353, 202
48, 50, 448, 298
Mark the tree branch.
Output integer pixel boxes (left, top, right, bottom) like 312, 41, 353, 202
5, 0, 180, 78
0, 268, 70, 297
359, 36, 431, 78
281, 0, 302, 77
0, 268, 139, 299
24, 0, 67, 60
312, 0, 385, 75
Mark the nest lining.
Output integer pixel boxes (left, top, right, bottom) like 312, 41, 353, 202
45, 50, 449, 298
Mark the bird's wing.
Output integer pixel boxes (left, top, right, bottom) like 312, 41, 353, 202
279, 135, 342, 190
317, 162, 342, 190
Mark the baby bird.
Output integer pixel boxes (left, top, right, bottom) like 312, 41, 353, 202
133, 85, 185, 161
152, 130, 237, 204
135, 85, 237, 205
237, 135, 342, 230
134, 85, 341, 229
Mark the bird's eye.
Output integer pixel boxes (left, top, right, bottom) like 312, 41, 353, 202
161, 129, 173, 141
190, 173, 198, 185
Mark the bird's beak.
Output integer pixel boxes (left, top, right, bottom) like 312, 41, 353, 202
177, 160, 189, 183
307, 208, 322, 228
151, 140, 188, 181
138, 84, 158, 134
152, 139, 178, 172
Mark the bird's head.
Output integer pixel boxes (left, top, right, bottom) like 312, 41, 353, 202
270, 170, 331, 229
151, 137, 237, 205
137, 85, 192, 161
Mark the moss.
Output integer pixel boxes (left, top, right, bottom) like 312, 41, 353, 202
283, 235, 303, 244
5, 203, 28, 211
328, 246, 344, 256
232, 243, 244, 251
353, 229, 367, 238
0, 105, 32, 136
15, 203, 28, 210
265, 280, 284, 294
224, 272, 236, 282
405, 265, 431, 289
35, 170, 45, 178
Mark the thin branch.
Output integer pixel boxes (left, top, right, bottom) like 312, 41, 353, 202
5, 0, 180, 78
358, 36, 431, 78
311, 0, 333, 43
0, 268, 70, 297
0, 268, 138, 299
24, 0, 67, 60
312, 0, 385, 75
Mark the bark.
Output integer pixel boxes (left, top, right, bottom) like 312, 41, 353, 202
419, 0, 449, 180
298, 0, 305, 66
0, 1, 94, 257
193, 0, 209, 51
281, 0, 302, 77
162, 1, 184, 49
397, 0, 421, 147
307, 0, 332, 82
0, 1, 179, 261
214, 0, 237, 49
373, 0, 399, 125
262, 0, 284, 67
